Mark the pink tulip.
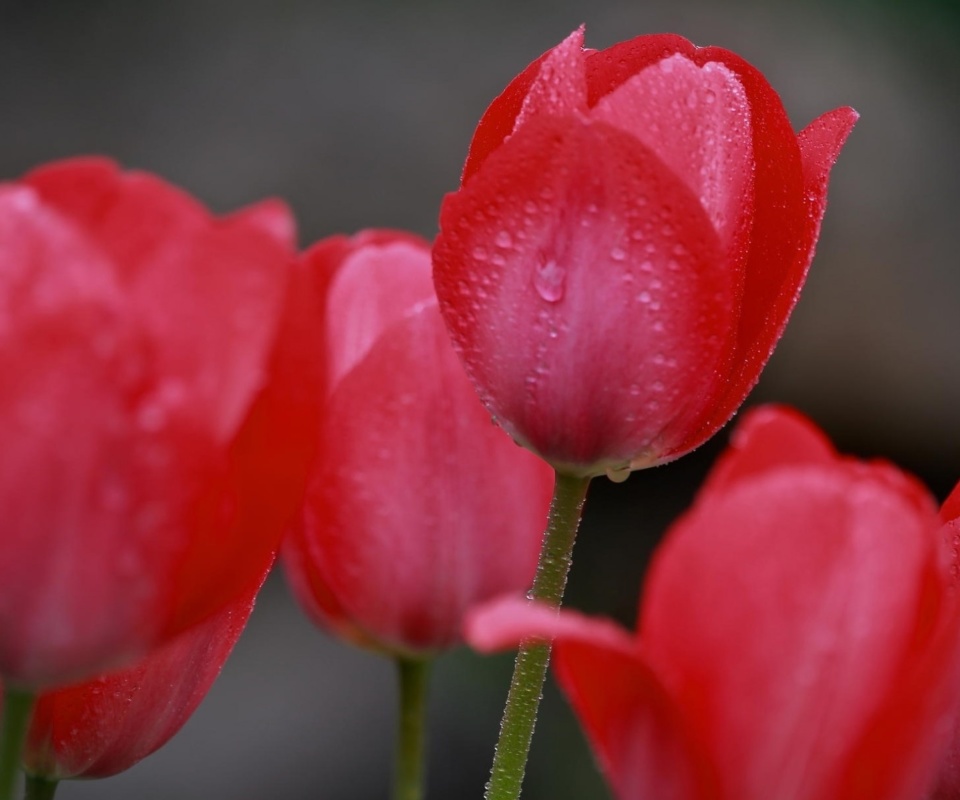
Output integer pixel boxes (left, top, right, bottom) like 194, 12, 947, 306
283, 231, 554, 655
468, 407, 960, 799
0, 158, 321, 688
433, 28, 858, 478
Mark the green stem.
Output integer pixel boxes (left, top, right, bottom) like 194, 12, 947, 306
394, 658, 430, 800
484, 471, 591, 800
24, 776, 58, 800
0, 687, 36, 800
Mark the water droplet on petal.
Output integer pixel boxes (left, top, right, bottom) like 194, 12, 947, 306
495, 230, 513, 249
472, 246, 489, 262
533, 258, 566, 303
610, 247, 626, 262
605, 465, 631, 483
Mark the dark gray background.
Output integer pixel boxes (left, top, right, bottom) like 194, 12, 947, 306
3, 0, 958, 797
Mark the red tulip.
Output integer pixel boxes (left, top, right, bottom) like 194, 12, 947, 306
433, 28, 858, 478
468, 406, 960, 800
283, 231, 554, 655
8, 571, 263, 782
0, 158, 321, 688
925, 482, 960, 800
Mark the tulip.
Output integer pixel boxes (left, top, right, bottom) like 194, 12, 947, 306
0, 572, 263, 794
468, 406, 960, 800
0, 157, 321, 689
283, 230, 554, 656
433, 28, 858, 479
924, 482, 960, 800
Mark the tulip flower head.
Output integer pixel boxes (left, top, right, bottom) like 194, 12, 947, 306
283, 231, 554, 656
468, 407, 960, 800
433, 29, 858, 479
0, 158, 321, 688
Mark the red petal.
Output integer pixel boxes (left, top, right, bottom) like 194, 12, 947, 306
435, 114, 734, 471
669, 48, 822, 457
583, 34, 695, 107
642, 465, 946, 798
555, 641, 720, 800
465, 598, 719, 800
464, 596, 633, 654
24, 576, 261, 779
322, 235, 436, 387
702, 405, 835, 493
297, 305, 553, 653
513, 27, 587, 127
590, 54, 754, 265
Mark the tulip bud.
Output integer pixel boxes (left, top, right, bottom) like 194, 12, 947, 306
283, 231, 554, 655
433, 28, 858, 478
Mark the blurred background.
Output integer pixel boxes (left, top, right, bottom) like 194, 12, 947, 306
1, 0, 958, 797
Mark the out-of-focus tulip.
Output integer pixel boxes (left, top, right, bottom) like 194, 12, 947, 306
283, 231, 554, 655
433, 28, 858, 479
924, 482, 960, 800
468, 407, 960, 800
0, 158, 321, 688
4, 571, 263, 783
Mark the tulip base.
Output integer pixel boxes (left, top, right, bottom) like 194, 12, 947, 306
484, 471, 591, 800
0, 687, 35, 800
24, 776, 57, 800
395, 658, 430, 800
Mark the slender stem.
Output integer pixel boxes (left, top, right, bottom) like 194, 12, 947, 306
24, 776, 58, 800
394, 658, 431, 800
484, 471, 591, 800
0, 687, 36, 800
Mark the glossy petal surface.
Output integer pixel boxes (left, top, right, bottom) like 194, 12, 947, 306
434, 29, 857, 475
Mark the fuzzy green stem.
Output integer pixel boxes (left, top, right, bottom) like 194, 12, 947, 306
0, 687, 35, 800
394, 658, 431, 800
484, 471, 591, 800
24, 776, 58, 800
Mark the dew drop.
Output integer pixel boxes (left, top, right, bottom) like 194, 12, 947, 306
605, 465, 631, 483
610, 247, 626, 262
533, 258, 566, 302
471, 246, 489, 262
704, 88, 717, 104
495, 230, 513, 249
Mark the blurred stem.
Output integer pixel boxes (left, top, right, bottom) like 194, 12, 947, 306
394, 657, 430, 800
24, 776, 58, 800
484, 471, 591, 800
0, 687, 35, 800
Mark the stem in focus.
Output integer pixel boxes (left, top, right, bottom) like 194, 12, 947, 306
0, 687, 35, 800
24, 776, 58, 800
394, 658, 431, 800
484, 471, 591, 800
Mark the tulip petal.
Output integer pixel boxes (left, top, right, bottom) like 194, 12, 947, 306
301, 305, 551, 653
24, 578, 260, 780
554, 641, 720, 800
435, 114, 735, 471
465, 596, 633, 654
702, 405, 835, 493
591, 53, 754, 262
465, 598, 718, 800
26, 157, 291, 443
514, 27, 587, 127
322, 236, 436, 387
584, 34, 696, 106
668, 48, 810, 456
642, 466, 942, 799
